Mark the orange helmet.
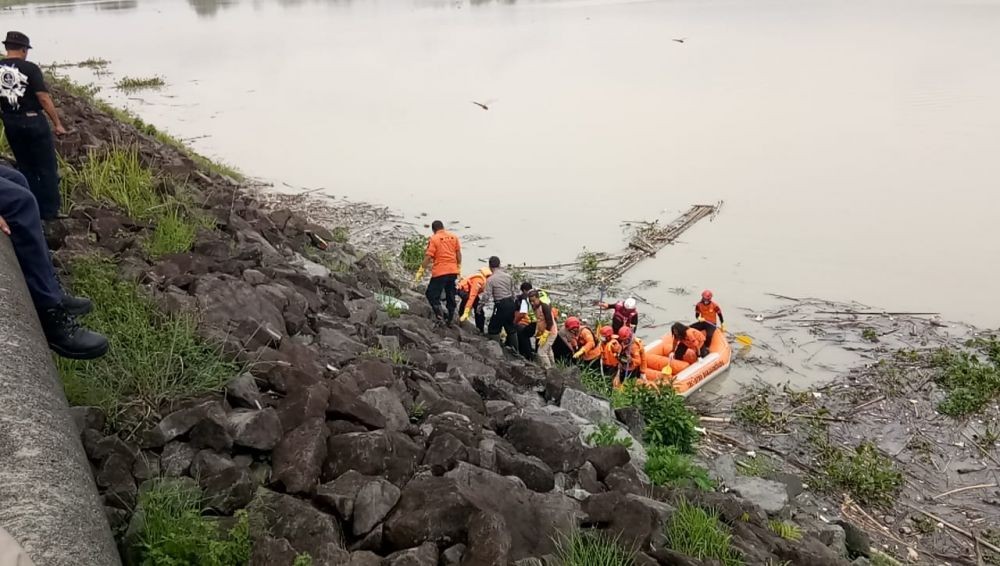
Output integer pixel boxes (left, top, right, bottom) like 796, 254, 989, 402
564, 317, 581, 331
618, 327, 632, 340
702, 290, 713, 301
600, 326, 614, 339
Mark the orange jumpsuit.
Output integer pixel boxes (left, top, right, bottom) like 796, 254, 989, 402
695, 301, 724, 325
674, 328, 706, 363
601, 337, 622, 369
575, 327, 603, 363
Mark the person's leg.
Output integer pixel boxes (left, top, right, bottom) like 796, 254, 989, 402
457, 290, 470, 318
26, 117, 61, 220
473, 299, 486, 333
675, 344, 689, 361
538, 329, 556, 369
0, 163, 30, 189
425, 275, 445, 319
517, 325, 534, 359
487, 304, 503, 335
443, 274, 458, 322
691, 321, 716, 351
0, 177, 63, 310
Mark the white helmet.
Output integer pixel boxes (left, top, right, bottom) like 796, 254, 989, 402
623, 297, 637, 310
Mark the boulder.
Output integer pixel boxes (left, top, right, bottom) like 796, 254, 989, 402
277, 381, 330, 433
273, 418, 330, 494
560, 388, 614, 424
317, 327, 367, 366
583, 492, 674, 551
347, 551, 382, 566
423, 432, 470, 476
193, 275, 287, 341
141, 400, 217, 448
315, 470, 372, 520
345, 359, 396, 391
69, 406, 107, 434
190, 404, 234, 451
91, 435, 138, 462
442, 545, 466, 566
614, 407, 645, 439
576, 462, 604, 494
352, 478, 401, 536
728, 476, 789, 515
359, 387, 409, 431
229, 408, 283, 450
226, 373, 264, 409
201, 466, 256, 514
324, 431, 423, 486
385, 542, 438, 566
504, 410, 586, 473
190, 449, 237, 479
132, 451, 161, 482
249, 537, 297, 566
383, 476, 478, 550
96, 452, 137, 510
604, 466, 646, 495
426, 412, 482, 449
161, 441, 197, 477
496, 449, 555, 493
462, 511, 511, 566
329, 420, 368, 436
250, 488, 346, 558
328, 379, 386, 429
585, 445, 631, 480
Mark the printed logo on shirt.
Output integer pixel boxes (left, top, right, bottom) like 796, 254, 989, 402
0, 64, 29, 110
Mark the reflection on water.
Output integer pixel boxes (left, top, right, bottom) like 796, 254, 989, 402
2, 0, 524, 17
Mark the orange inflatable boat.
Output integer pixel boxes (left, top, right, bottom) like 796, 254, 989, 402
640, 326, 732, 397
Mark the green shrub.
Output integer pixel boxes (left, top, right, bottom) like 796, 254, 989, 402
554, 528, 636, 566
57, 258, 236, 428
63, 147, 159, 219
664, 500, 743, 566
733, 386, 785, 431
364, 346, 406, 365
813, 440, 903, 507
137, 480, 251, 566
292, 555, 314, 566
399, 235, 428, 273
645, 446, 714, 491
612, 382, 698, 452
767, 520, 802, 541
586, 423, 633, 449
144, 204, 198, 258
577, 365, 613, 398
932, 342, 1000, 417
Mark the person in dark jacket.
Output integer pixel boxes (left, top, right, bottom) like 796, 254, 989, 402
1, 31, 68, 220
1, 164, 107, 359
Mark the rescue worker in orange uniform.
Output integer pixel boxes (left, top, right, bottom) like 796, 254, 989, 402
528, 289, 559, 369
415, 220, 462, 326
457, 266, 491, 332
565, 317, 602, 367
692, 289, 723, 346
616, 326, 646, 382
670, 322, 708, 364
599, 326, 622, 376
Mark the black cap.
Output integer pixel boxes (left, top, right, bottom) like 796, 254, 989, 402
3, 31, 31, 49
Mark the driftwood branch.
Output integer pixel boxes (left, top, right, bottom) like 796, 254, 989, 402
931, 483, 998, 501
906, 505, 1000, 554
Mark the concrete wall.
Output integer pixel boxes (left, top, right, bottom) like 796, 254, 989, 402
0, 236, 121, 566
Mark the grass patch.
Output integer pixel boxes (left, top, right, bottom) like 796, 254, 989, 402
57, 257, 236, 428
612, 381, 698, 452
862, 328, 879, 342
911, 514, 937, 535
554, 528, 636, 566
364, 346, 406, 365
811, 440, 903, 507
408, 400, 427, 424
931, 339, 1000, 417
136, 480, 252, 566
292, 554, 314, 566
144, 205, 198, 258
645, 446, 714, 491
577, 365, 614, 398
870, 550, 904, 566
767, 520, 802, 541
63, 147, 159, 218
116, 75, 165, 92
733, 385, 786, 431
586, 422, 633, 449
331, 226, 349, 244
399, 235, 428, 273
664, 500, 743, 566
737, 454, 778, 477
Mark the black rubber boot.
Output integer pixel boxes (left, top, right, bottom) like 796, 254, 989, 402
39, 306, 109, 360
61, 295, 93, 317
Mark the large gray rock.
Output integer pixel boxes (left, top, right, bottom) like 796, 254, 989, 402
328, 379, 386, 430
250, 488, 346, 558
161, 441, 197, 477
324, 431, 423, 486
201, 466, 256, 514
229, 408, 282, 450
359, 387, 409, 431
560, 388, 614, 424
583, 492, 675, 551
277, 380, 329, 433
317, 327, 367, 366
141, 400, 217, 448
315, 470, 372, 520
225, 373, 263, 409
504, 410, 586, 472
496, 449, 555, 493
249, 536, 297, 566
352, 478, 402, 536
729, 476, 789, 515
193, 275, 287, 341
385, 542, 439, 566
273, 418, 329, 494
463, 511, 511, 566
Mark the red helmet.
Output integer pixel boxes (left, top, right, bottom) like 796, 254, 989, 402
701, 290, 713, 301
600, 326, 614, 339
564, 317, 581, 331
618, 327, 632, 340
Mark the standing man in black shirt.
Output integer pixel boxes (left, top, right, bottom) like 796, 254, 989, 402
1, 31, 67, 220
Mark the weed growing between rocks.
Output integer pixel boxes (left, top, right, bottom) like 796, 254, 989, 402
292, 554, 314, 566
930, 338, 1000, 417
57, 257, 236, 428
577, 365, 614, 398
399, 235, 428, 272
364, 345, 407, 365
553, 528, 636, 566
811, 439, 903, 507
612, 382, 698, 452
767, 520, 802, 541
144, 205, 198, 258
733, 386, 786, 431
586, 422, 633, 448
664, 500, 743, 566
135, 480, 252, 565
737, 454, 778, 477
645, 446, 713, 490
116, 75, 166, 92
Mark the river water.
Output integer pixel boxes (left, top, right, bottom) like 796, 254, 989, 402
5, 0, 999, 390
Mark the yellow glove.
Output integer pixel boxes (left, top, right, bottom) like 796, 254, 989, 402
538, 331, 550, 347
661, 366, 673, 377
697, 315, 705, 322
573, 349, 585, 359
460, 309, 471, 322
413, 266, 425, 283
720, 323, 727, 332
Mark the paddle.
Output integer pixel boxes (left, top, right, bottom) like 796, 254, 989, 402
699, 318, 753, 346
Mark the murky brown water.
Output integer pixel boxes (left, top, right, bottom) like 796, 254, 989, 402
6, 0, 999, 391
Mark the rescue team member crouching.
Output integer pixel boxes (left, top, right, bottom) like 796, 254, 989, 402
599, 326, 621, 375
479, 256, 518, 349
614, 326, 646, 386
1, 164, 108, 359
528, 289, 558, 370
1, 31, 67, 220
457, 266, 491, 332
566, 317, 602, 367
669, 322, 708, 364
598, 296, 639, 334
414, 220, 461, 326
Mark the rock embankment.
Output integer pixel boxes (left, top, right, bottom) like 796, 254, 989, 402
37, 82, 858, 565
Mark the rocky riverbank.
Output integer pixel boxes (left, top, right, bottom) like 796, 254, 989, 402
11, 78, 994, 566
